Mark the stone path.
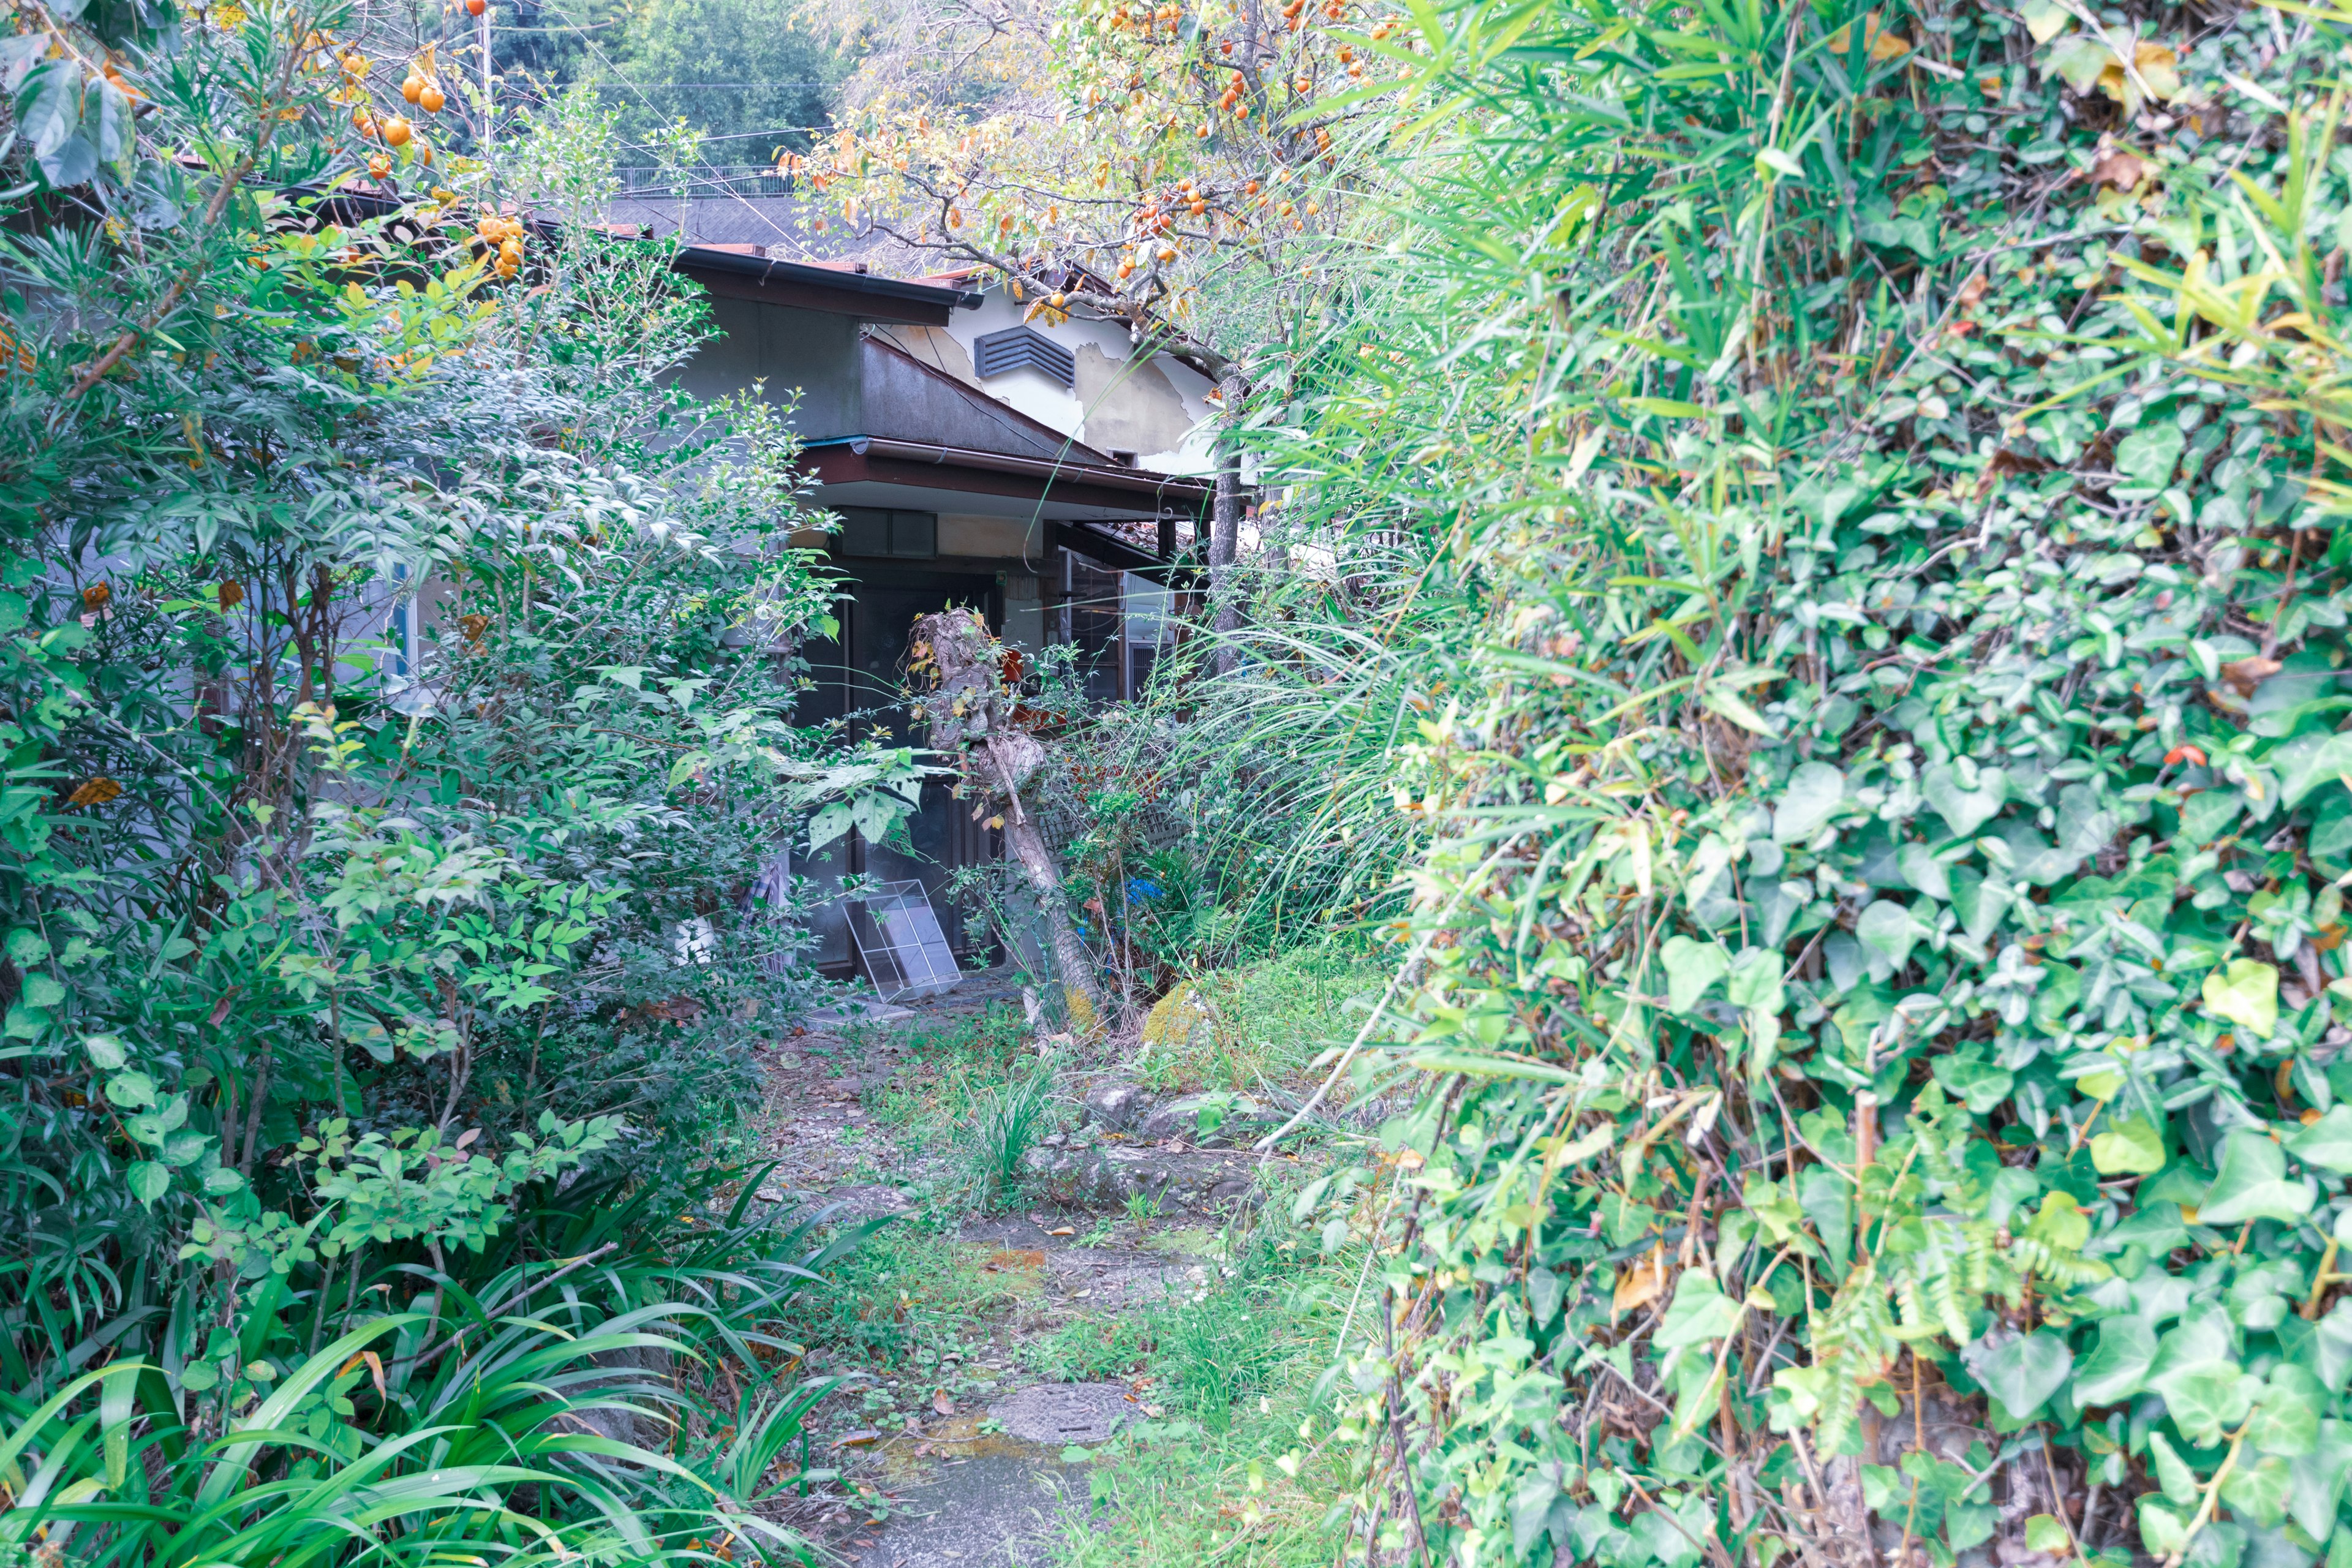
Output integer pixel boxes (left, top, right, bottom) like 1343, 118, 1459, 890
737, 971, 1264, 1566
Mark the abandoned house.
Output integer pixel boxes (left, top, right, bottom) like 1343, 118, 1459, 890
658, 239, 1219, 975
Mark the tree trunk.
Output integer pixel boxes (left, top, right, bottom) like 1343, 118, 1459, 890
1210, 366, 1245, 677
910, 607, 1112, 1035
993, 776, 1106, 1037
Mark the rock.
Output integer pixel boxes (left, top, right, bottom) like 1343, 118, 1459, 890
1082, 1080, 1150, 1131
1141, 982, 1216, 1054
1138, 1093, 1285, 1147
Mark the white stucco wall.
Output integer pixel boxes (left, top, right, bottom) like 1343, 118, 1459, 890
878, 283, 1221, 477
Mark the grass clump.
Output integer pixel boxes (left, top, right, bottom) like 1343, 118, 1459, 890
958, 1066, 1054, 1211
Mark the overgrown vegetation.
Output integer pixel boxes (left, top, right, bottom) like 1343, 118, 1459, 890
1240, 1, 2352, 1566
0, 7, 919, 1561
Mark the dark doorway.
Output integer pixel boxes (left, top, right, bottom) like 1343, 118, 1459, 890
794, 567, 1001, 973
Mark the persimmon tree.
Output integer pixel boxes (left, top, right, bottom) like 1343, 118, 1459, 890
797, 0, 1427, 650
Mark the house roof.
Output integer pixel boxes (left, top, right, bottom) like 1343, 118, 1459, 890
671, 244, 982, 326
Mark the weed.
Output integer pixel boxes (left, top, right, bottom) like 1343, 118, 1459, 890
1151, 940, 1389, 1093
1124, 1189, 1163, 1232
1147, 1285, 1286, 1430
864, 1080, 921, 1127
1022, 1314, 1153, 1382
959, 1067, 1053, 1211
1074, 1216, 1120, 1249
799, 1224, 1029, 1369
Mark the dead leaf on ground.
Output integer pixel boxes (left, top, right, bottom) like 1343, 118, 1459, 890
2089, 145, 2146, 191
932, 1390, 956, 1415
1955, 273, 1989, 307
2220, 655, 2282, 696
1047, 1226, 1076, 1236
832, 1429, 880, 1449
1612, 1245, 1671, 1316
1975, 447, 2052, 499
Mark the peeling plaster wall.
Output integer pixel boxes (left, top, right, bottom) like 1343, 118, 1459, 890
926, 285, 1221, 477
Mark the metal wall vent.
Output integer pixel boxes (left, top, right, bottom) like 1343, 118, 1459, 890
973, 325, 1076, 389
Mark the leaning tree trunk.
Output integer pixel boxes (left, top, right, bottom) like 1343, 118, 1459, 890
910, 610, 1109, 1036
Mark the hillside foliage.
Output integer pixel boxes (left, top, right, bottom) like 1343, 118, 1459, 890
1227, 0, 2352, 1565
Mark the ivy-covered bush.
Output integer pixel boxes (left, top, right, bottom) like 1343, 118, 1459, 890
1251, 0, 2352, 1565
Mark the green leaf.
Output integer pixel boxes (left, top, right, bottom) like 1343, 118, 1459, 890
104, 1070, 158, 1109
1968, 1330, 2073, 1420
2149, 1431, 2199, 1506
1772, 762, 1845, 844
1654, 1268, 1743, 1349
2048, 33, 2114, 92
2221, 1452, 2294, 1528
126, 1161, 170, 1207
2154, 1355, 2260, 1447
2089, 1117, 2166, 1175
1921, 761, 2008, 837
2198, 1128, 2315, 1227
2287, 1106, 2352, 1173
1930, 1052, 2013, 1115
1660, 936, 1728, 1014
2202, 959, 2279, 1039
2024, 1517, 2072, 1554
2289, 1420, 2352, 1539
2250, 1365, 2324, 1458
1856, 899, 1919, 973
2019, 0, 2070, 39
2073, 1316, 2157, 1406
1726, 948, 1784, 1016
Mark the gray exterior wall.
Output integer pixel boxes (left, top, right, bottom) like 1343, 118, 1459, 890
673, 294, 863, 439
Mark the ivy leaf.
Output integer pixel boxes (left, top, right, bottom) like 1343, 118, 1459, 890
1660, 936, 1728, 1014
2248, 1365, 2323, 1458
2072, 1316, 2157, 1407
2019, 0, 2071, 42
2197, 1128, 2315, 1227
2048, 34, 2115, 93
1726, 948, 1784, 1016
1966, 1330, 2073, 1420
2219, 1452, 2294, 1528
1654, 1269, 1743, 1349
1921, 762, 2008, 837
1771, 761, 1845, 844
1931, 1052, 2014, 1115
2290, 1421, 2352, 1540
2153, 1359, 2261, 1447
1856, 899, 1919, 973
2201, 959, 2279, 1039
2285, 1106, 2352, 1173
2089, 1117, 2166, 1175
2023, 1517, 2072, 1555
2149, 1430, 2199, 1505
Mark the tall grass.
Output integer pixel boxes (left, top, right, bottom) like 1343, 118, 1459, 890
959, 1068, 1055, 1212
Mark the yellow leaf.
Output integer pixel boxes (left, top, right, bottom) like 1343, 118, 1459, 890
1870, 29, 1913, 59
2133, 40, 2182, 100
